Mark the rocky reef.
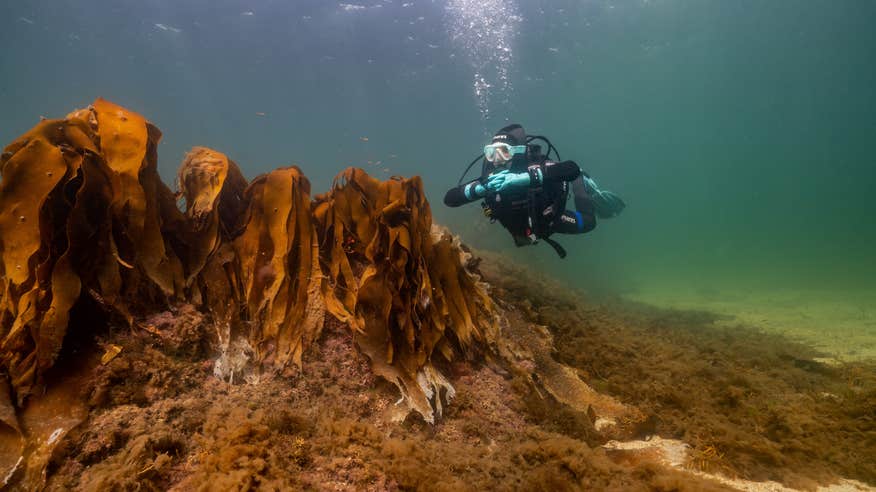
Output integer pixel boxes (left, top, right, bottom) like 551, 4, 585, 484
0, 100, 639, 489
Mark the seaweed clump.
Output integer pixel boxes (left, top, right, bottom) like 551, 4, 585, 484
0, 99, 497, 488
313, 169, 498, 422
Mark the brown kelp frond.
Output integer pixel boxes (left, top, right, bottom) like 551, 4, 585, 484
233, 167, 322, 373
313, 168, 498, 422
92, 99, 186, 299
0, 100, 186, 407
173, 147, 249, 355
176, 147, 244, 249
174, 155, 323, 376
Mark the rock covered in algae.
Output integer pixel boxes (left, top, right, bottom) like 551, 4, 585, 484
0, 99, 501, 488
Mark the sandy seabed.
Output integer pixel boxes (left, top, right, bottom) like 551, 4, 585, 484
625, 286, 876, 362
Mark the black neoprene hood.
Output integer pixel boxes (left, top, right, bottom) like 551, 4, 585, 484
492, 124, 527, 146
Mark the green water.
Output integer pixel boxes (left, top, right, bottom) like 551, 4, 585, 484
2, 0, 875, 353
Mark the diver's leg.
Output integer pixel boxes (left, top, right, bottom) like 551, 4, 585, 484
573, 175, 626, 219
572, 176, 596, 216
553, 210, 595, 235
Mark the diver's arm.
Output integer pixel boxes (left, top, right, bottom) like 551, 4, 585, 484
443, 179, 486, 207
485, 161, 583, 193
526, 160, 582, 186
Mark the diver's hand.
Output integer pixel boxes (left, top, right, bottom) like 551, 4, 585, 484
464, 182, 487, 200
486, 171, 530, 192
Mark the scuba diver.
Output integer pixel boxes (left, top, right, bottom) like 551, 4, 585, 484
443, 124, 625, 258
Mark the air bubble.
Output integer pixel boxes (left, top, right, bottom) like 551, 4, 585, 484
446, 0, 521, 119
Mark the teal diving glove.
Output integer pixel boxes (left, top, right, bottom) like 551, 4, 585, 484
463, 181, 487, 200
486, 170, 530, 193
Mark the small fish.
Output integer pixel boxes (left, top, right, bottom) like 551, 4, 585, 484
154, 23, 182, 33
241, 11, 255, 16
255, 112, 266, 117
18, 17, 35, 24
548, 47, 559, 53
360, 136, 369, 142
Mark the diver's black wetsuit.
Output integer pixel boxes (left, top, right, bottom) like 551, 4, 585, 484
444, 157, 598, 247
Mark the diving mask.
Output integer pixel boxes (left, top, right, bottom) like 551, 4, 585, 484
483, 142, 527, 164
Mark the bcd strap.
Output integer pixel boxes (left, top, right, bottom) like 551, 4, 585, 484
542, 236, 567, 258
